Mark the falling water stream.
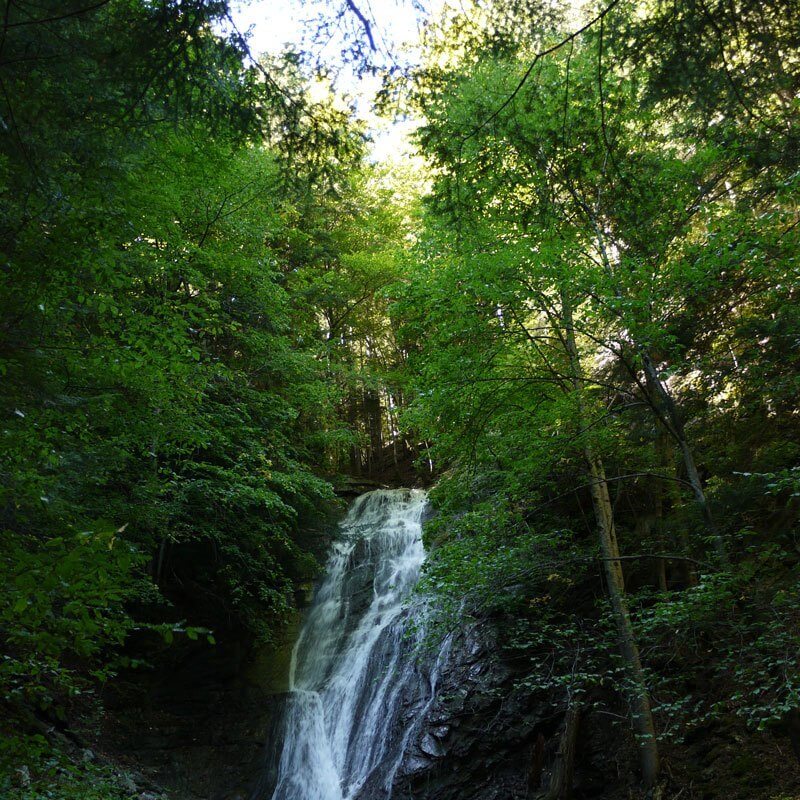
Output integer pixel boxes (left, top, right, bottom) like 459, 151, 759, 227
264, 488, 439, 800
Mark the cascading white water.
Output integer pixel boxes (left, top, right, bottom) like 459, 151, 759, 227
267, 489, 434, 800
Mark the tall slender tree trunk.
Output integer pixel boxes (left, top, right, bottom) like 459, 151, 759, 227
560, 289, 660, 787
347, 391, 362, 476
150, 430, 168, 584
640, 352, 727, 564
364, 387, 383, 478
584, 449, 660, 787
588, 219, 726, 565
656, 430, 697, 586
541, 703, 581, 800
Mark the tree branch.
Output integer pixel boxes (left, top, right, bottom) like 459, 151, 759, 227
5, 0, 111, 29
462, 0, 622, 143
345, 0, 376, 51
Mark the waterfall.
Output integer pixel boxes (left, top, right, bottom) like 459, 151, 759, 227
263, 488, 437, 800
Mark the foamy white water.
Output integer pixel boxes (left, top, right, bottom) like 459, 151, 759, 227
268, 489, 431, 800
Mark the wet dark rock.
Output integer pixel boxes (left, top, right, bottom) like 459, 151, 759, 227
102, 639, 291, 800
352, 620, 635, 800
100, 492, 800, 800
430, 725, 449, 740
420, 733, 445, 758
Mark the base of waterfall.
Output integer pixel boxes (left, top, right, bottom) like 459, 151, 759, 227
93, 490, 798, 800
264, 489, 435, 800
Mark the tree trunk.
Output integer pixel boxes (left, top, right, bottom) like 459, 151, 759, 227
656, 430, 697, 587
587, 218, 726, 565
585, 451, 660, 787
155, 537, 167, 584
640, 352, 727, 564
560, 289, 660, 788
656, 556, 668, 592
540, 704, 581, 800
364, 387, 383, 478
347, 390, 362, 476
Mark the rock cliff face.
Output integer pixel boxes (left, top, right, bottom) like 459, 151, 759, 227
102, 642, 284, 800
366, 621, 634, 800
281, 504, 627, 800
103, 595, 798, 800
98, 489, 800, 800
101, 489, 636, 800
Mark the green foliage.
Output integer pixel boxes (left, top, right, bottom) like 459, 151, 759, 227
0, 0, 397, 780
4, 0, 800, 790
419, 482, 609, 695
396, 0, 800, 770
637, 550, 800, 735
0, 734, 136, 799
0, 526, 144, 714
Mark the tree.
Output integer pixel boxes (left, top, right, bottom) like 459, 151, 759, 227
398, 0, 800, 787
